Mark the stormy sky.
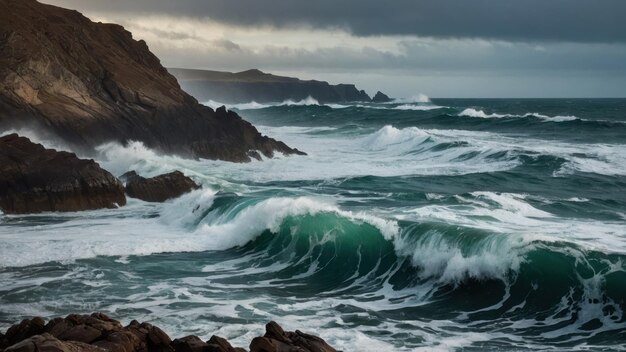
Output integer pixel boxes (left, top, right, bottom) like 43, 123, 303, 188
42, 0, 626, 98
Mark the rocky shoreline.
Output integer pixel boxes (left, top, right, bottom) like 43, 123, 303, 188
0, 313, 336, 352
0, 133, 203, 214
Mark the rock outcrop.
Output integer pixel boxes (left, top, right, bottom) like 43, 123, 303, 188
121, 170, 200, 203
0, 134, 126, 214
170, 68, 386, 104
249, 321, 336, 352
0, 314, 336, 352
0, 0, 303, 162
372, 91, 392, 103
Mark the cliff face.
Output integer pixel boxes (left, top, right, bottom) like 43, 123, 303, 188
169, 68, 377, 104
0, 0, 303, 162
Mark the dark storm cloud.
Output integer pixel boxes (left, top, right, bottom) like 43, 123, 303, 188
44, 0, 626, 43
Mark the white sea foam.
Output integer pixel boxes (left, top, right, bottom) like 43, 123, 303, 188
202, 96, 321, 110
399, 192, 626, 254
393, 94, 432, 104
394, 104, 445, 111
458, 108, 579, 122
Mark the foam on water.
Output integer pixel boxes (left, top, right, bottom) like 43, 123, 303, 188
459, 108, 579, 122
203, 96, 321, 110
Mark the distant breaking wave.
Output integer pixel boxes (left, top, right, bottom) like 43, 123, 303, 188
203, 96, 322, 110
459, 108, 579, 122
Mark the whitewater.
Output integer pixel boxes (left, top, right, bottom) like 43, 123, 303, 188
1, 98, 626, 351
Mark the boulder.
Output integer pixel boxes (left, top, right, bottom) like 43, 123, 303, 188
2, 317, 45, 348
3, 333, 105, 352
121, 170, 200, 202
249, 321, 336, 352
1, 314, 334, 352
0, 134, 126, 214
207, 336, 246, 352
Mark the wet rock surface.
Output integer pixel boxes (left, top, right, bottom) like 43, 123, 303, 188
0, 134, 126, 214
121, 170, 200, 203
0, 314, 335, 352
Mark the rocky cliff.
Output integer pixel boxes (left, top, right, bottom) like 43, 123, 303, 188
0, 0, 303, 162
0, 134, 126, 214
169, 68, 382, 104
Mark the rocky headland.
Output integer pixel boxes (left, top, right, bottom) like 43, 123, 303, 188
0, 313, 336, 352
0, 0, 303, 162
0, 134, 126, 214
169, 68, 390, 105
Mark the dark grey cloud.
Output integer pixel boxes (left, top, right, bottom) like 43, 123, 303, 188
44, 0, 626, 43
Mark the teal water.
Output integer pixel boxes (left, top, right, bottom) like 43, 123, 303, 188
1, 98, 626, 351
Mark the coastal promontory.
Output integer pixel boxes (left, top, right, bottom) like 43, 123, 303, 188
0, 0, 303, 162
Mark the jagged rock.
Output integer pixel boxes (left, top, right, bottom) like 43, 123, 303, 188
3, 333, 105, 352
1, 315, 333, 352
0, 0, 304, 162
0, 134, 126, 214
207, 336, 246, 352
372, 91, 392, 103
249, 321, 336, 352
171, 335, 209, 352
124, 320, 174, 352
170, 68, 374, 104
121, 170, 200, 202
2, 317, 46, 348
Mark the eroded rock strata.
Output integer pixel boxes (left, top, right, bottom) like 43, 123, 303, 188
0, 0, 303, 162
0, 314, 336, 352
0, 134, 126, 214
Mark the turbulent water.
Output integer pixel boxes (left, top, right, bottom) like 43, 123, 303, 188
1, 98, 626, 351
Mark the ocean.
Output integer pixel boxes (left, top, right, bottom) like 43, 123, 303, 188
1, 98, 625, 351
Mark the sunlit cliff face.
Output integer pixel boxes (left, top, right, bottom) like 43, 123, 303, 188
41, 1, 626, 98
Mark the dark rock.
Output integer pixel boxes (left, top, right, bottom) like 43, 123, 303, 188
2, 317, 45, 348
170, 68, 374, 104
207, 336, 246, 352
0, 0, 303, 162
3, 333, 105, 352
249, 321, 336, 352
372, 91, 392, 103
0, 134, 126, 214
124, 320, 174, 352
1, 314, 334, 352
121, 170, 200, 202
172, 335, 210, 352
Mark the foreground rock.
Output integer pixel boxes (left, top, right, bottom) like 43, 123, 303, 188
250, 322, 336, 352
0, 0, 303, 162
121, 171, 200, 202
0, 314, 336, 352
0, 134, 126, 214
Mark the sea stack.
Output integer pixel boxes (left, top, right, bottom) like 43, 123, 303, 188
0, 0, 303, 162
0, 134, 126, 214
372, 91, 392, 103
